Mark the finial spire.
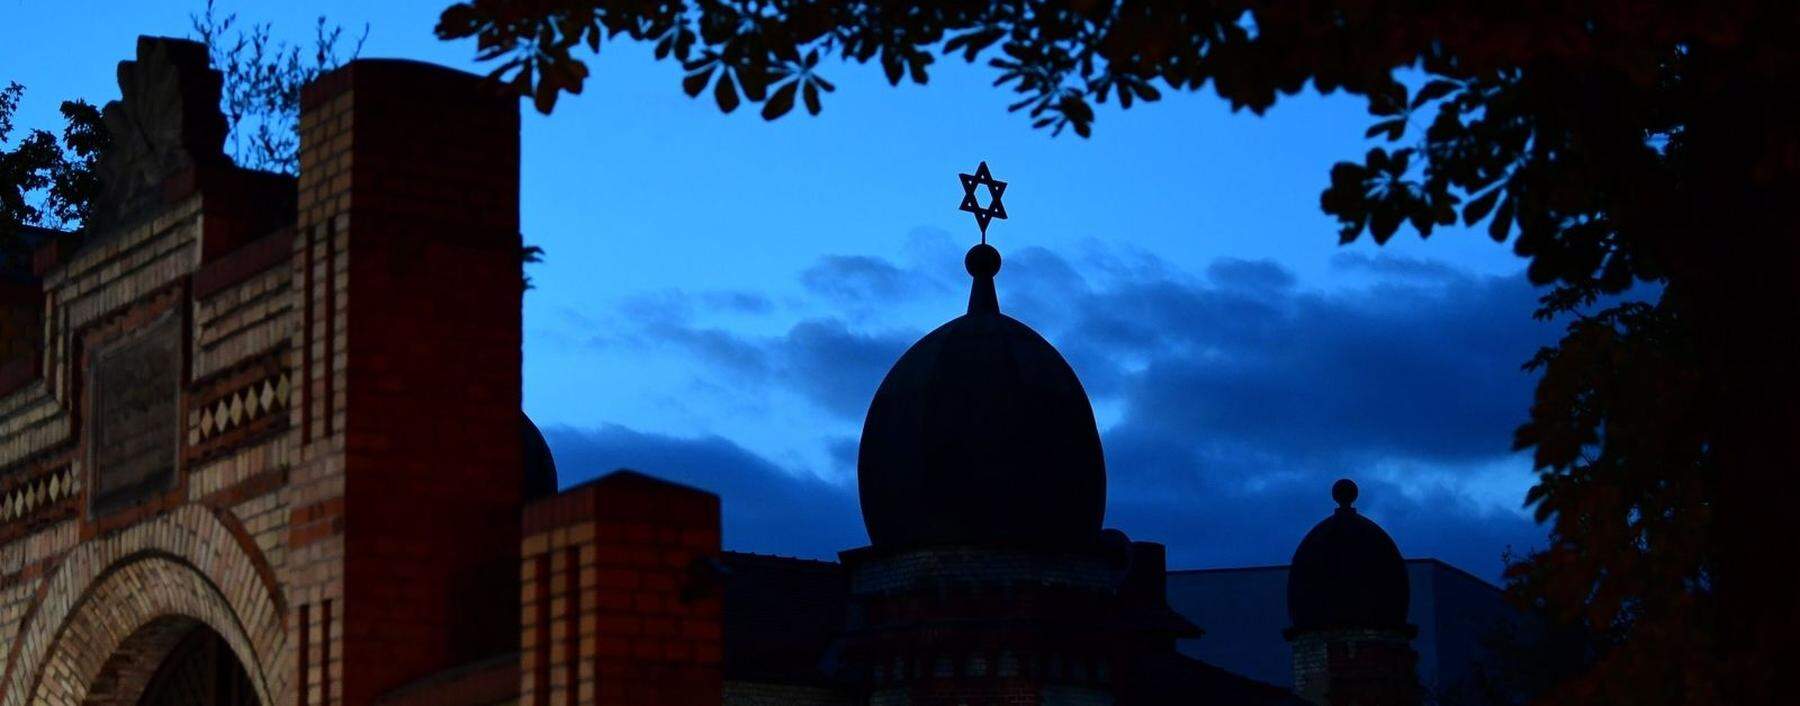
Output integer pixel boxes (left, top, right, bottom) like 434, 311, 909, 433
957, 161, 1009, 314
958, 161, 1008, 242
1333, 478, 1359, 510
965, 244, 1001, 314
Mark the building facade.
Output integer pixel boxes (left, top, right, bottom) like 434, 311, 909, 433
0, 38, 1516, 706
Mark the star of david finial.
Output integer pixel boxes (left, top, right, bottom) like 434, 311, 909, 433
958, 161, 1008, 242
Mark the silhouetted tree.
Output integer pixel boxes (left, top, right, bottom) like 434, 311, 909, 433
0, 83, 105, 256
190, 0, 366, 174
1, 5, 363, 250
437, 3, 1799, 705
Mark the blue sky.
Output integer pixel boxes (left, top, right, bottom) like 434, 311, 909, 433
3, 1, 1554, 580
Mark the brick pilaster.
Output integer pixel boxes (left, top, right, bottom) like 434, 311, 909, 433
292, 58, 523, 706
522, 471, 723, 706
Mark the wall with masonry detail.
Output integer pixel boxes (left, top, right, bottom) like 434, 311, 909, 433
1, 40, 527, 706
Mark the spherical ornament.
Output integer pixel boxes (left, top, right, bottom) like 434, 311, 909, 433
964, 243, 1002, 278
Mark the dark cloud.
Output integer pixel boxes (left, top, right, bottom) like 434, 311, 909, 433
542, 424, 866, 558
800, 254, 942, 304
1331, 251, 1469, 282
557, 244, 1558, 579
700, 290, 776, 315
1093, 271, 1549, 466
1207, 257, 1298, 291
779, 319, 913, 419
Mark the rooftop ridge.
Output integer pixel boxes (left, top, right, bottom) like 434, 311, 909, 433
1166, 557, 1504, 594
722, 550, 843, 569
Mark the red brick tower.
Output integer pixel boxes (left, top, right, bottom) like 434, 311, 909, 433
1284, 480, 1422, 706
291, 58, 526, 706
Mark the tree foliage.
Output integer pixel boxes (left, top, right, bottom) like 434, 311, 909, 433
191, 0, 367, 174
440, 2, 1800, 705
3, 3, 364, 256
0, 83, 106, 258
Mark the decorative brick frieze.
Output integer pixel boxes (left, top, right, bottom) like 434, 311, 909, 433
185, 350, 292, 462
0, 464, 78, 535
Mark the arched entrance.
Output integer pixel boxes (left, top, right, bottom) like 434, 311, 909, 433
82, 617, 259, 706
0, 508, 284, 706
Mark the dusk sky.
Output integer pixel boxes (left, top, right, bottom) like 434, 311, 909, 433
3, 1, 1558, 580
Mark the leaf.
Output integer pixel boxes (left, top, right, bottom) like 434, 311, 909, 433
803, 79, 822, 115
1463, 188, 1501, 225
1366, 147, 1389, 172
739, 68, 768, 102
1389, 148, 1413, 175
714, 70, 740, 113
945, 28, 1003, 61
1489, 194, 1515, 241
881, 51, 903, 84
1411, 79, 1460, 109
762, 81, 798, 120
1370, 200, 1402, 242
1365, 117, 1406, 141
532, 76, 560, 113
682, 66, 713, 97
907, 53, 932, 84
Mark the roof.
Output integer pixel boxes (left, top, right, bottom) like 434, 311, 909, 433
1286, 482, 1410, 632
720, 551, 848, 685
1120, 652, 1310, 706
1166, 559, 1533, 692
857, 244, 1106, 549
1, 225, 57, 284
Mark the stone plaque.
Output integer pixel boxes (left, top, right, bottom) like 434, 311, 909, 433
89, 309, 183, 516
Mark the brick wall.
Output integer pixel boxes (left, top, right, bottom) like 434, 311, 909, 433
1289, 628, 1421, 706
722, 681, 849, 705
521, 471, 723, 706
0, 37, 530, 706
0, 283, 40, 366
0, 173, 296, 705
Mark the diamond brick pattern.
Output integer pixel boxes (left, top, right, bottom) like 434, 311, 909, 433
193, 372, 292, 443
0, 465, 77, 523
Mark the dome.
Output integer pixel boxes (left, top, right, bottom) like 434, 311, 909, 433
1287, 479, 1410, 632
856, 244, 1106, 549
521, 413, 559, 501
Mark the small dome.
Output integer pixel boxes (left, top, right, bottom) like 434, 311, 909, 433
857, 245, 1106, 549
521, 413, 559, 501
1287, 479, 1410, 632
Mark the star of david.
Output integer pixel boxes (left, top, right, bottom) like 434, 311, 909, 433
958, 161, 1008, 240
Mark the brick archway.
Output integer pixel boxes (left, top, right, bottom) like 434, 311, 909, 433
0, 506, 285, 706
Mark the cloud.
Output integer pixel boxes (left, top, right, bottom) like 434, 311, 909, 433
800, 254, 949, 306
546, 241, 1559, 580
542, 424, 866, 558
